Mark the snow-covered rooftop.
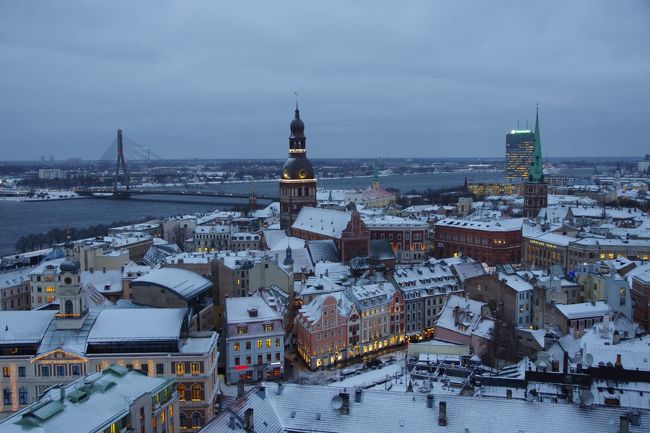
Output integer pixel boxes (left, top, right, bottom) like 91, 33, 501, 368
81, 269, 123, 294
0, 368, 172, 433
498, 273, 533, 292
132, 267, 212, 300
87, 308, 186, 342
0, 310, 55, 344
436, 217, 523, 232
292, 206, 352, 239
226, 294, 282, 324
554, 301, 612, 320
202, 382, 649, 433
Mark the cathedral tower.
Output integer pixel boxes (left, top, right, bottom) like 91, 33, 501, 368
280, 103, 317, 231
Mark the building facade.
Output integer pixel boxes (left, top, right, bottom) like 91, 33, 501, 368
365, 217, 429, 264
224, 295, 284, 384
433, 218, 523, 265
505, 129, 535, 183
631, 269, 650, 332
393, 262, 462, 338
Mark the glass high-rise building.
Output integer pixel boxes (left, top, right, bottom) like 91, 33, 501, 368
505, 129, 535, 183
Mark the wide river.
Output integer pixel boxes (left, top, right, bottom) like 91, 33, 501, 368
0, 169, 590, 257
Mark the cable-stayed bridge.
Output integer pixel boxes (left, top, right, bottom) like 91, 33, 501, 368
77, 130, 278, 206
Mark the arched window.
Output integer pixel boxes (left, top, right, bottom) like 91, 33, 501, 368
191, 384, 201, 401
179, 413, 187, 429
176, 384, 186, 401
191, 412, 202, 428
65, 300, 73, 315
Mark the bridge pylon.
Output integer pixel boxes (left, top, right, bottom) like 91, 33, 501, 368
112, 129, 130, 200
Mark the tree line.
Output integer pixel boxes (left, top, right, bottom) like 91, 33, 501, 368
14, 217, 157, 253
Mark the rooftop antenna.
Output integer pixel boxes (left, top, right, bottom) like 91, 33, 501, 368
294, 91, 298, 110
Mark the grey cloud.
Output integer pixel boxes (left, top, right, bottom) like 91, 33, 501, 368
1, 0, 649, 160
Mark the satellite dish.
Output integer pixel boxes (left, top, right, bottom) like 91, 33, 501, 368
579, 390, 594, 406
585, 353, 594, 366
331, 395, 343, 410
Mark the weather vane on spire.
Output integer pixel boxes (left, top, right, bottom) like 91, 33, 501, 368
294, 91, 299, 109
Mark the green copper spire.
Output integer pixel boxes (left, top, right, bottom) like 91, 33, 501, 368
529, 105, 544, 183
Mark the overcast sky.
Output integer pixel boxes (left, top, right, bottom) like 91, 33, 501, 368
1, 1, 649, 160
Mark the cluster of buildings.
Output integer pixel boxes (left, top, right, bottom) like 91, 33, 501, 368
2, 104, 650, 432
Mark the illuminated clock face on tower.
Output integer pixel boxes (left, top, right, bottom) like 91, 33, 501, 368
299, 169, 307, 179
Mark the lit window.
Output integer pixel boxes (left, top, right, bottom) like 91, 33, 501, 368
161, 410, 165, 423
175, 363, 185, 375
45, 286, 55, 293
191, 362, 200, 376
275, 338, 280, 347
176, 384, 185, 401
257, 339, 263, 349
191, 384, 201, 401
169, 406, 173, 417
2, 367, 9, 378
264, 324, 273, 332
233, 342, 240, 351
266, 339, 272, 348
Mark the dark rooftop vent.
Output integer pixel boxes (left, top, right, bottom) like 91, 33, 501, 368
247, 308, 258, 318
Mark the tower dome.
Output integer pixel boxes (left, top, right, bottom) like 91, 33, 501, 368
290, 107, 305, 138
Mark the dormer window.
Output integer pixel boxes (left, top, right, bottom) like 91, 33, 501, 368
264, 323, 274, 332
237, 325, 248, 335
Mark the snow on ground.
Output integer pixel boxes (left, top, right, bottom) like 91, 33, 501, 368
333, 362, 405, 390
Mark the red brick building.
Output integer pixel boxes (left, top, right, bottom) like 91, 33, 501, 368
291, 207, 369, 262
433, 218, 523, 265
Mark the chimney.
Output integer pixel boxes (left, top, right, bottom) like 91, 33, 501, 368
551, 359, 559, 373
237, 381, 245, 398
619, 415, 630, 433
354, 388, 362, 403
613, 330, 621, 345
339, 392, 350, 415
563, 351, 569, 374
244, 408, 254, 432
257, 385, 266, 399
59, 386, 65, 401
276, 383, 283, 395
426, 393, 434, 408
102, 267, 106, 273
615, 354, 623, 369
453, 306, 460, 326
602, 314, 610, 337
438, 401, 447, 426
